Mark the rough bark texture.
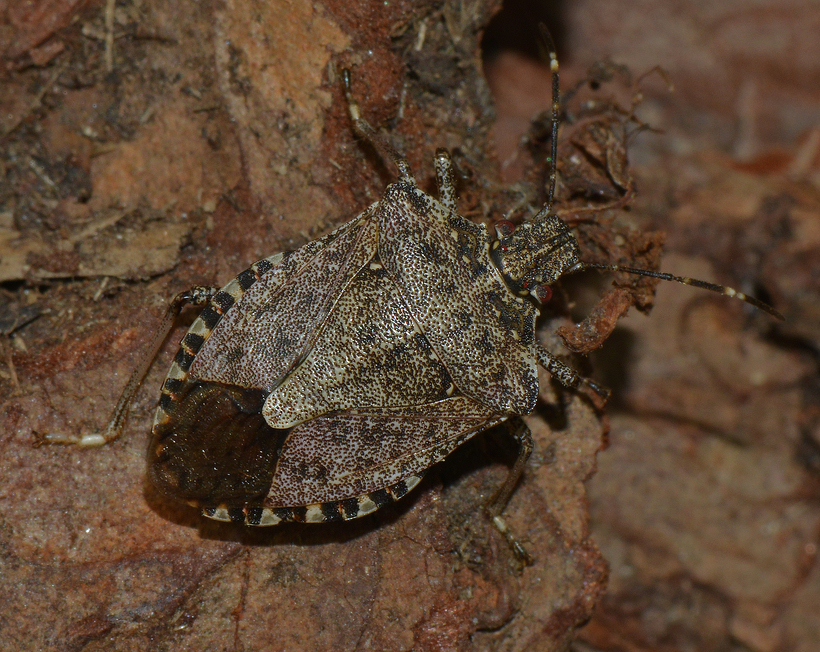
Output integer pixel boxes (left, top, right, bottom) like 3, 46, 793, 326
487, 2, 820, 651
0, 1, 609, 651
2, 0, 818, 651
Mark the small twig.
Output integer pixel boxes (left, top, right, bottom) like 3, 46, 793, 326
788, 127, 820, 180
93, 277, 110, 302
105, 0, 116, 72
414, 19, 427, 51
4, 339, 21, 396
191, 105, 222, 113
1, 60, 67, 138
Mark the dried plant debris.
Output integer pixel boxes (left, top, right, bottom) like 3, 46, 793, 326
0, 297, 41, 336
505, 62, 672, 354
0, 208, 191, 282
576, 77, 820, 652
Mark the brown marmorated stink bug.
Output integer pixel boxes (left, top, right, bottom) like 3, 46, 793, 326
46, 43, 783, 563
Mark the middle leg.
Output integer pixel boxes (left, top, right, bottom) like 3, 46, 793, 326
532, 343, 610, 401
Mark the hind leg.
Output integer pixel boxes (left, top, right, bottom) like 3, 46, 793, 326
485, 416, 535, 564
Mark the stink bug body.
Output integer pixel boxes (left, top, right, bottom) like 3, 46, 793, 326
47, 43, 782, 563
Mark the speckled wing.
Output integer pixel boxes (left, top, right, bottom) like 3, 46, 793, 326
264, 398, 505, 507
190, 205, 379, 390
262, 261, 454, 428
377, 183, 540, 415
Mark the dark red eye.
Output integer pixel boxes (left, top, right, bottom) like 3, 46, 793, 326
494, 219, 515, 238
535, 284, 553, 302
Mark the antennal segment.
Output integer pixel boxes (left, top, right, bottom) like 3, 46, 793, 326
533, 23, 560, 220
579, 262, 785, 320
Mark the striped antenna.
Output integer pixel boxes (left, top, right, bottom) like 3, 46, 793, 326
537, 23, 560, 217
579, 262, 784, 320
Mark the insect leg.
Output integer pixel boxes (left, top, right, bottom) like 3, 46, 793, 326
434, 148, 457, 212
40, 286, 220, 447
485, 416, 534, 564
342, 69, 416, 185
532, 343, 610, 401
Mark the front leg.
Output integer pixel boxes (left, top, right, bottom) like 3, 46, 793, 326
532, 343, 610, 402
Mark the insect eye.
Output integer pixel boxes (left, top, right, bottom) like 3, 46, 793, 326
535, 284, 553, 302
494, 219, 515, 239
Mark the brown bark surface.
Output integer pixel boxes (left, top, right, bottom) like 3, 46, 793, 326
1, 1, 818, 651
0, 1, 606, 651
486, 2, 820, 651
